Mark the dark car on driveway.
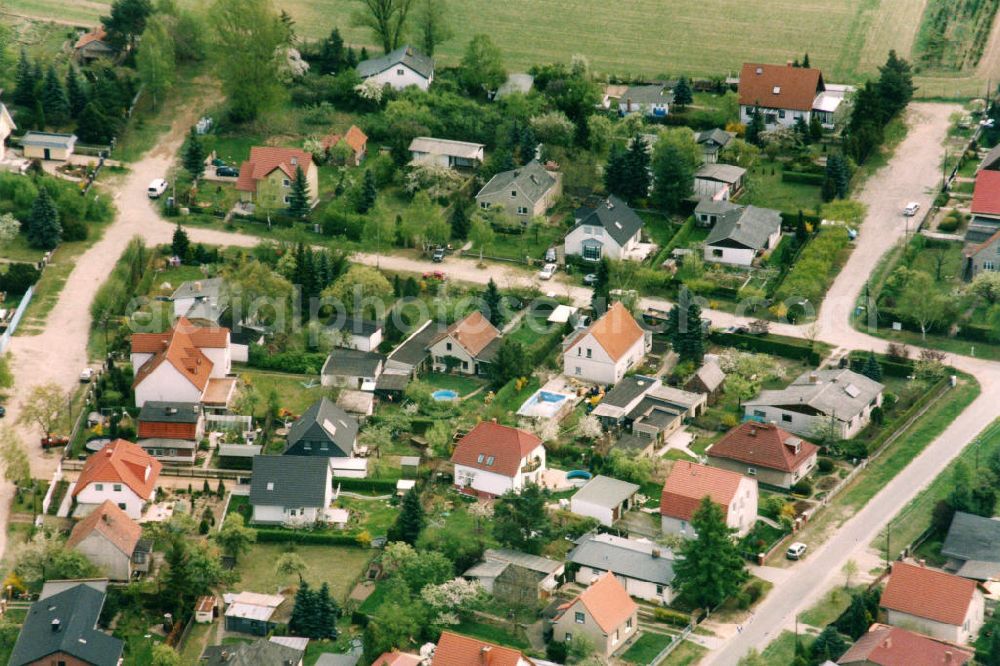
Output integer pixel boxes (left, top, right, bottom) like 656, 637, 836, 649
216, 166, 239, 177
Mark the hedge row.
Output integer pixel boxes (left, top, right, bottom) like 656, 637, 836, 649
710, 331, 822, 365
779, 210, 821, 227
663, 216, 697, 255
652, 607, 691, 627
846, 352, 914, 378
254, 528, 366, 546
247, 345, 327, 374
336, 477, 399, 493
781, 171, 826, 185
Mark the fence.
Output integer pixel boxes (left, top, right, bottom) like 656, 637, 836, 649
651, 624, 695, 665
39, 461, 63, 515
0, 285, 34, 354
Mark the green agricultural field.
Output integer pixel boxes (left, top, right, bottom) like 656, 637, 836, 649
10, 0, 925, 82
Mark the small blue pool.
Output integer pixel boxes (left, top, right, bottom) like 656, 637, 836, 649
537, 391, 566, 403
566, 470, 592, 481
432, 389, 458, 401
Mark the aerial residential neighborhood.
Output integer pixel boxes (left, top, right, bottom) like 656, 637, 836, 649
0, 1, 1000, 665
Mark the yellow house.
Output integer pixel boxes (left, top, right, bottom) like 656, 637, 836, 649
236, 146, 319, 212
21, 131, 77, 161
0, 103, 15, 162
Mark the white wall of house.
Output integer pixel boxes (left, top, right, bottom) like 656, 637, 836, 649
231, 343, 249, 364
76, 484, 150, 520
693, 178, 733, 201
709, 453, 817, 489
553, 595, 638, 658
364, 63, 431, 91
454, 448, 546, 497
74, 534, 132, 581
704, 244, 757, 267
745, 396, 881, 440
200, 346, 231, 376
429, 336, 479, 375
252, 504, 322, 525
133, 362, 204, 408
885, 592, 983, 644
740, 104, 808, 129
663, 477, 757, 538
341, 330, 381, 353
563, 332, 644, 385
131, 352, 153, 370
571, 498, 617, 527
574, 566, 673, 604
565, 225, 638, 261
321, 371, 381, 389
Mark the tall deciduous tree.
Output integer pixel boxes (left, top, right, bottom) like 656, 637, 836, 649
353, 0, 415, 53
26, 188, 61, 250
459, 34, 505, 96
673, 496, 747, 608
210, 0, 287, 122
898, 271, 947, 340
470, 209, 496, 262
215, 513, 256, 563
275, 551, 308, 583
137, 16, 176, 111
413, 0, 451, 56
493, 484, 549, 554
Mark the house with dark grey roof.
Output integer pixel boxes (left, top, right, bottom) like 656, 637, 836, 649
250, 455, 335, 525
744, 367, 884, 439
9, 581, 123, 666
383, 319, 446, 382
703, 204, 782, 267
694, 163, 747, 201
327, 314, 383, 352
567, 533, 676, 603
137, 400, 203, 464
565, 195, 647, 261
591, 375, 661, 429
321, 348, 384, 390
202, 639, 304, 666
942, 511, 1000, 581
618, 84, 674, 117
697, 128, 735, 163
463, 548, 564, 605
591, 375, 705, 444
171, 277, 225, 322
476, 160, 561, 218
283, 397, 359, 458
356, 45, 433, 91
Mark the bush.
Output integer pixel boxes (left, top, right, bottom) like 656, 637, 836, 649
791, 479, 813, 496
937, 216, 959, 233
652, 607, 691, 627
0, 263, 42, 296
335, 478, 398, 493
247, 345, 327, 374
781, 170, 826, 185
817, 458, 835, 474
709, 331, 822, 364
253, 528, 366, 546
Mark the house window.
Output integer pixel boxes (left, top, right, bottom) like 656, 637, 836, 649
486, 456, 495, 466
655, 585, 664, 595
266, 482, 274, 491
283, 195, 290, 204
282, 179, 290, 187
480, 201, 489, 209
304, 443, 312, 450
577, 347, 582, 356
118, 503, 126, 510
627, 617, 633, 629
397, 68, 404, 76
986, 261, 996, 271
575, 367, 581, 375
95, 483, 104, 491
753, 410, 766, 418
712, 248, 723, 257
747, 467, 757, 476
461, 361, 468, 370
586, 348, 592, 358
778, 109, 786, 119
446, 342, 452, 351
517, 206, 528, 215
565, 633, 572, 642
781, 414, 792, 423
575, 612, 585, 624
477, 454, 485, 463
113, 484, 122, 492
511, 190, 517, 198
582, 244, 601, 261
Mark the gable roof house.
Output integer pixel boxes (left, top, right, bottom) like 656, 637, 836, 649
236, 146, 319, 209
570, 474, 640, 527
72, 440, 162, 519
565, 195, 648, 262
432, 631, 535, 665
137, 400, 203, 465
379, 319, 448, 392
563, 301, 649, 384
697, 128, 735, 163
964, 227, 1000, 278
67, 501, 149, 581
627, 385, 707, 443
321, 348, 385, 390
744, 367, 885, 440
684, 360, 726, 403
356, 45, 434, 91
837, 623, 974, 666
202, 638, 304, 666
966, 169, 1000, 244
223, 592, 288, 636
73, 28, 118, 63
463, 548, 564, 605
429, 310, 502, 376
661, 461, 758, 538
738, 62, 826, 129
321, 125, 368, 166
694, 163, 747, 202
328, 314, 384, 352
171, 277, 225, 323
0, 101, 15, 163
880, 561, 985, 644
283, 397, 359, 459
552, 572, 638, 658
618, 84, 674, 117
476, 160, 562, 218
130, 317, 235, 409
941, 511, 1000, 581
568, 533, 676, 604
451, 422, 546, 498
249, 455, 335, 526
409, 137, 484, 169
9, 581, 123, 666
707, 421, 819, 489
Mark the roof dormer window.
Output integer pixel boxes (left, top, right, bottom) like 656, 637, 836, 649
772, 86, 781, 94
486, 456, 495, 466
477, 454, 485, 463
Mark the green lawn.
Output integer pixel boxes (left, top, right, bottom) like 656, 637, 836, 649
485, 376, 541, 423
231, 543, 373, 601
335, 496, 398, 536
799, 586, 861, 628
177, 621, 213, 665
450, 620, 530, 650
621, 632, 673, 664
424, 372, 488, 397
742, 160, 824, 214
238, 370, 330, 418
761, 630, 814, 666
661, 639, 707, 666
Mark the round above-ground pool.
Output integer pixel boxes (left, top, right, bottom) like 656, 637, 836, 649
431, 389, 459, 401
566, 470, 592, 481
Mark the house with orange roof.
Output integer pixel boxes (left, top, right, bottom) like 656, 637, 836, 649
74, 28, 118, 62
72, 440, 162, 519
880, 561, 985, 644
372, 650, 423, 666
130, 317, 235, 409
451, 422, 546, 498
235, 146, 319, 211
429, 310, 502, 376
707, 421, 819, 489
562, 301, 648, 384
738, 62, 826, 130
552, 572, 638, 658
67, 501, 150, 581
966, 169, 1000, 245
431, 631, 534, 665
660, 461, 757, 538
838, 623, 973, 665
321, 125, 368, 166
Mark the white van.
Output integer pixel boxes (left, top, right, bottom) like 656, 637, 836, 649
147, 179, 168, 199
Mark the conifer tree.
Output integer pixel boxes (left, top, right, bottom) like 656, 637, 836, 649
66, 66, 88, 118
42, 65, 70, 126
746, 105, 765, 146
673, 497, 747, 608
862, 351, 882, 382
357, 169, 377, 214
13, 50, 36, 107
602, 142, 629, 199
288, 165, 311, 218
172, 224, 189, 261
623, 134, 651, 202
449, 202, 470, 240
802, 52, 811, 68
482, 278, 504, 328
182, 127, 206, 181
26, 188, 61, 250
388, 487, 424, 545
673, 76, 693, 109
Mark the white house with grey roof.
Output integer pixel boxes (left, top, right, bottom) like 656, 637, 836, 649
321, 348, 384, 390
283, 397, 359, 459
21, 130, 77, 161
565, 195, 648, 262
409, 137, 484, 169
618, 84, 674, 118
744, 368, 884, 439
476, 160, 561, 218
171, 277, 225, 322
702, 202, 782, 267
693, 163, 746, 201
327, 315, 383, 352
570, 475, 640, 526
463, 548, 564, 603
697, 128, 735, 163
942, 512, 1000, 581
355, 45, 433, 91
568, 533, 676, 603
249, 455, 335, 525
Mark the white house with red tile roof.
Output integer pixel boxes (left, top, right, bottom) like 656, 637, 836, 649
236, 146, 319, 209
66, 500, 148, 581
552, 572, 638, 658
880, 561, 985, 644
838, 623, 973, 665
738, 63, 826, 129
451, 422, 546, 498
707, 421, 819, 489
429, 310, 502, 376
431, 631, 534, 666
373, 651, 423, 666
72, 440, 162, 519
562, 302, 648, 385
660, 461, 757, 538
130, 317, 235, 408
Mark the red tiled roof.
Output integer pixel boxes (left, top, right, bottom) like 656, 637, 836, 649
660, 461, 746, 521
707, 422, 819, 473
137, 421, 198, 440
432, 631, 530, 666
567, 301, 644, 362
72, 439, 161, 500
74, 28, 108, 50
131, 318, 229, 393
561, 572, 637, 634
838, 623, 973, 665
451, 422, 543, 478
880, 562, 978, 626
434, 310, 501, 357
739, 63, 824, 112
235, 146, 313, 193
373, 652, 422, 666
971, 169, 1000, 217
322, 125, 368, 154
66, 500, 142, 555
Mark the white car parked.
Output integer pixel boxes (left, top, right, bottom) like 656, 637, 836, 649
80, 368, 94, 383
538, 263, 557, 280
903, 202, 920, 217
147, 179, 168, 199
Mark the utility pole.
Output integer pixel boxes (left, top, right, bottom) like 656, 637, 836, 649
885, 520, 891, 569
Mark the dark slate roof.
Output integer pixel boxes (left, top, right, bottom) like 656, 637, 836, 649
614, 432, 654, 453
476, 160, 558, 205
942, 511, 1000, 564
328, 315, 382, 338
600, 375, 658, 409
285, 397, 359, 456
375, 372, 409, 391
745, 368, 884, 420
705, 204, 782, 250
356, 45, 433, 80
568, 533, 674, 585
321, 348, 385, 378
202, 639, 304, 666
250, 455, 331, 508
9, 584, 123, 666
980, 143, 1000, 172
21, 131, 77, 149
386, 320, 447, 368
697, 128, 734, 148
571, 195, 644, 247
477, 337, 503, 363
621, 84, 675, 105
138, 401, 201, 424
230, 326, 265, 346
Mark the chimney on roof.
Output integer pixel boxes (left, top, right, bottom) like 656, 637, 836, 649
102, 513, 111, 525
480, 646, 492, 664
748, 426, 756, 437
51, 618, 61, 633
195, 281, 202, 292
809, 372, 818, 384
883, 637, 891, 649
652, 548, 660, 559
787, 60, 793, 67
945, 650, 954, 663
105, 447, 113, 457
290, 156, 298, 166
919, 559, 926, 567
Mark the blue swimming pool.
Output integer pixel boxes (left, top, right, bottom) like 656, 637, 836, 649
537, 391, 566, 403
432, 389, 458, 401
566, 470, 592, 481
516, 388, 573, 418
